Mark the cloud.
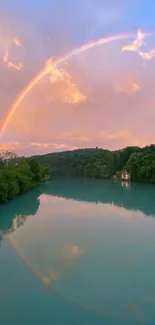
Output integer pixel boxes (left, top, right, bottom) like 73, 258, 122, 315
114, 75, 141, 94
60, 244, 83, 260
121, 29, 155, 61
0, 127, 146, 156
30, 142, 79, 151
0, 141, 79, 155
121, 30, 145, 53
1, 31, 24, 71
7, 61, 23, 71
139, 49, 155, 60
48, 60, 87, 104
66, 133, 91, 142
97, 130, 145, 148
0, 141, 20, 152
14, 36, 22, 47
1, 26, 155, 153
3, 51, 9, 63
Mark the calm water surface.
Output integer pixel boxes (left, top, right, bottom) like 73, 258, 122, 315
0, 179, 155, 324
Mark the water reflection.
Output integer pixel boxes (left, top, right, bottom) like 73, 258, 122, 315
1, 179, 155, 323
121, 181, 131, 190
0, 178, 154, 258
42, 179, 155, 218
0, 179, 155, 237
0, 187, 40, 234
0, 230, 3, 247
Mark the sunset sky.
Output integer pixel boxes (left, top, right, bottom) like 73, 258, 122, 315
0, 0, 155, 155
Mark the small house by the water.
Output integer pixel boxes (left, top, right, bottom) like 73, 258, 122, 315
121, 171, 131, 181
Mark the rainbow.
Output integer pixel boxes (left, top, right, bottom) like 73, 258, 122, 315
0, 32, 133, 137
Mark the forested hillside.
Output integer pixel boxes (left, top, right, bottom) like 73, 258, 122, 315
36, 145, 155, 183
1, 145, 155, 204
0, 152, 50, 203
35, 144, 155, 184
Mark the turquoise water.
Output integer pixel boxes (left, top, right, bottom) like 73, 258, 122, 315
0, 179, 155, 324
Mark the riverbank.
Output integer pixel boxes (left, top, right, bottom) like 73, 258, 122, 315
35, 145, 155, 184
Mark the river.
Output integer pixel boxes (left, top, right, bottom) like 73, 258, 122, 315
0, 178, 155, 324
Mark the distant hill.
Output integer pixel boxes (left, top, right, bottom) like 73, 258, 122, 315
34, 145, 155, 184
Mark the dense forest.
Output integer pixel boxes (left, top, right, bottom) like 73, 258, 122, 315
0, 152, 50, 203
35, 144, 155, 184
1, 144, 155, 204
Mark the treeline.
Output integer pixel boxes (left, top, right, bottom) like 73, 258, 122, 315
35, 144, 155, 184
0, 152, 50, 203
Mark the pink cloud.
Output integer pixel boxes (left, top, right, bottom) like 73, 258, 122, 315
1, 30, 155, 154
121, 29, 155, 62
139, 49, 155, 61
121, 30, 146, 53
0, 142, 79, 155
0, 141, 20, 152
114, 75, 141, 94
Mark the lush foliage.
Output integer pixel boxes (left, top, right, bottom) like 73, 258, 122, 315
125, 145, 155, 183
35, 145, 155, 184
0, 152, 50, 203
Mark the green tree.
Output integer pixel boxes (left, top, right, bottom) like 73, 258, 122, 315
40, 164, 50, 181
3, 168, 20, 199
27, 158, 42, 185
0, 171, 8, 202
0, 152, 50, 204
34, 145, 155, 184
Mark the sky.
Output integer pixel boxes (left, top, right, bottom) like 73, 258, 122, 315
0, 0, 155, 155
